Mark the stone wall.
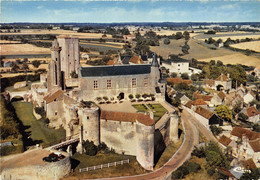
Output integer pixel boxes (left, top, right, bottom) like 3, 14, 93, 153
100, 119, 137, 155
79, 74, 156, 101
1, 150, 71, 180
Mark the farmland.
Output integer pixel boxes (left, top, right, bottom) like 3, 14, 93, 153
230, 41, 260, 52
151, 31, 260, 67
1, 44, 50, 55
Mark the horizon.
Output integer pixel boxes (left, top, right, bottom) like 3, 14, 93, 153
2, 1, 260, 23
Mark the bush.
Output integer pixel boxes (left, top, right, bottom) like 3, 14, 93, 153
163, 38, 170, 45
210, 125, 223, 136
128, 94, 134, 100
181, 73, 189, 80
84, 140, 97, 156
35, 107, 45, 117
207, 168, 215, 176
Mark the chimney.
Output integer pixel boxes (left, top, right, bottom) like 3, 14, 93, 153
149, 111, 154, 120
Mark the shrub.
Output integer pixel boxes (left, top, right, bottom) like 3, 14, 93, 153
84, 140, 97, 156
210, 125, 223, 136
135, 94, 140, 99
163, 38, 170, 45
35, 107, 45, 117
128, 94, 134, 100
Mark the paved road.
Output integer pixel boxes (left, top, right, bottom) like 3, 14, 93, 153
105, 108, 199, 180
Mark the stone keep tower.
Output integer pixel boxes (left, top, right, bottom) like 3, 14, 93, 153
56, 36, 80, 80
48, 39, 62, 92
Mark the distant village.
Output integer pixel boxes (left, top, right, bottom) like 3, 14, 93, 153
0, 22, 260, 180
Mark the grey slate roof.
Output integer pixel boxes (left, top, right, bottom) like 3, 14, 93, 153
80, 65, 151, 77
120, 55, 132, 64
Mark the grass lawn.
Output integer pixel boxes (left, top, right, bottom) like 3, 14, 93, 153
132, 103, 168, 123
12, 101, 65, 148
63, 152, 148, 179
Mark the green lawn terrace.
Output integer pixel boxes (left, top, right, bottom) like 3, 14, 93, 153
132, 103, 168, 123
12, 101, 66, 148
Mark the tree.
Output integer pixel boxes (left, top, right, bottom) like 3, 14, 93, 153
191, 74, 198, 81
214, 105, 232, 122
237, 112, 248, 122
135, 94, 140, 99
21, 62, 29, 72
32, 60, 41, 68
171, 72, 177, 78
83, 140, 97, 156
182, 41, 190, 54
23, 58, 28, 63
128, 94, 134, 100
210, 125, 223, 136
11, 62, 19, 72
163, 38, 170, 45
183, 31, 190, 41
175, 32, 183, 40
181, 73, 189, 80
210, 60, 216, 66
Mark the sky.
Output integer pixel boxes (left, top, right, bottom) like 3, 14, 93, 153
1, 1, 260, 23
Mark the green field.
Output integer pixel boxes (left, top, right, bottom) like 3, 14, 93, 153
12, 101, 65, 147
132, 103, 168, 123
65, 152, 148, 179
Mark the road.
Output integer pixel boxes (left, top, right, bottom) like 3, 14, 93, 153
105, 108, 199, 180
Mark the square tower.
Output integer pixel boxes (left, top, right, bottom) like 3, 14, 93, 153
57, 35, 80, 80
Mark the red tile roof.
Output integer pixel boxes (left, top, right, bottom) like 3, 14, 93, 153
193, 92, 213, 101
242, 158, 257, 169
193, 99, 208, 106
218, 91, 226, 100
204, 79, 215, 86
166, 78, 192, 85
129, 56, 143, 64
100, 110, 154, 126
185, 101, 193, 109
195, 106, 213, 119
246, 106, 260, 117
219, 135, 232, 146
216, 74, 229, 81
231, 127, 260, 140
44, 90, 63, 104
107, 60, 115, 65
249, 138, 260, 152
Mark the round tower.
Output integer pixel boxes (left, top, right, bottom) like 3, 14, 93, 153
81, 106, 100, 146
136, 121, 154, 170
48, 39, 62, 92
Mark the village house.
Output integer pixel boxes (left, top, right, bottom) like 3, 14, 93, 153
240, 106, 260, 124
243, 91, 256, 104
194, 106, 223, 129
203, 74, 232, 91
230, 127, 260, 168
161, 57, 190, 75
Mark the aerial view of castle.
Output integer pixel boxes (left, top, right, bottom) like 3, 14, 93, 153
1, 1, 260, 180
